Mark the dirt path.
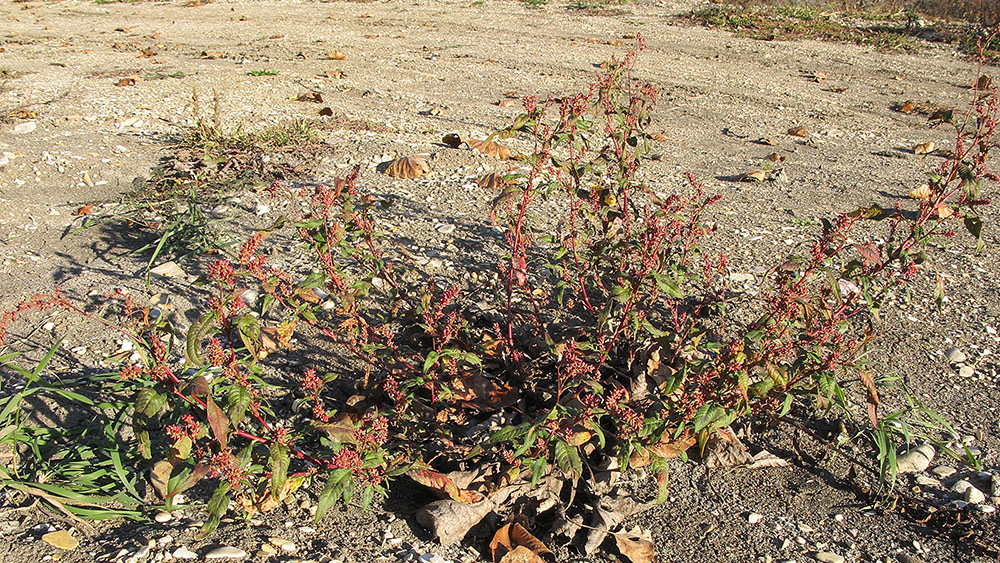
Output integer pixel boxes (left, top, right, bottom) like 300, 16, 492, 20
1, 1, 999, 562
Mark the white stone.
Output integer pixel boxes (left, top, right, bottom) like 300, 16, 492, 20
946, 347, 967, 363
952, 479, 974, 494
815, 552, 845, 563
205, 546, 247, 559
931, 465, 956, 478
748, 513, 764, 524
171, 546, 197, 560
13, 121, 37, 134
255, 202, 270, 216
959, 365, 975, 377
153, 511, 171, 523
915, 475, 940, 486
965, 485, 987, 504
897, 444, 935, 473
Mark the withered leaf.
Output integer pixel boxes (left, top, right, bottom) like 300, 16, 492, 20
150, 460, 173, 499
898, 101, 915, 114
614, 526, 656, 563
976, 74, 992, 90
296, 92, 323, 103
441, 133, 463, 148
787, 126, 808, 138
385, 156, 430, 179
477, 172, 508, 192
319, 107, 334, 116
72, 204, 95, 216
497, 99, 517, 108
140, 48, 156, 58
913, 141, 935, 156
489, 522, 554, 563
646, 434, 696, 460
406, 469, 484, 503
324, 70, 344, 79
468, 139, 511, 160
741, 170, 767, 182
936, 204, 953, 219
239, 473, 307, 514
200, 51, 224, 59
909, 184, 932, 200
116, 77, 136, 87
327, 50, 347, 60
764, 152, 785, 162
312, 420, 358, 444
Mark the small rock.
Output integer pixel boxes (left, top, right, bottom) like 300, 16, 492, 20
946, 348, 967, 363
931, 465, 956, 478
436, 223, 455, 234
798, 523, 815, 533
149, 261, 185, 278
952, 479, 974, 494
255, 202, 270, 216
978, 504, 996, 513
260, 544, 277, 556
958, 365, 975, 377
748, 513, 764, 524
205, 546, 248, 559
965, 485, 987, 504
915, 475, 939, 486
41, 530, 79, 550
897, 444, 935, 473
13, 121, 37, 134
133, 545, 150, 560
896, 555, 926, 563
815, 552, 845, 563
172, 546, 197, 560
153, 511, 172, 523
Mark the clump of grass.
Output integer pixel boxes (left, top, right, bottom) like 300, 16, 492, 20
246, 69, 279, 76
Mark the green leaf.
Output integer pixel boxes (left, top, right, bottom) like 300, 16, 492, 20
778, 393, 794, 417
315, 468, 352, 522
269, 443, 290, 501
236, 315, 262, 360
553, 440, 582, 477
196, 482, 231, 539
652, 273, 683, 298
185, 313, 217, 366
227, 385, 252, 426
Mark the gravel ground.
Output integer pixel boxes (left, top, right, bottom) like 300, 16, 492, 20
1, 0, 999, 562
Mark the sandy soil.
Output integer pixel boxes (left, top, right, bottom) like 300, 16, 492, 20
1, 0, 999, 562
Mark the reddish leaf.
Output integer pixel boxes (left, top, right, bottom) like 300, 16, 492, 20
489, 522, 553, 563
72, 204, 94, 216
859, 368, 879, 425
407, 469, 484, 503
206, 395, 229, 449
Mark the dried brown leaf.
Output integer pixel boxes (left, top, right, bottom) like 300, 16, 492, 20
468, 139, 511, 160
741, 169, 767, 182
385, 156, 430, 179
327, 50, 346, 60
913, 141, 935, 156
116, 77, 136, 87
72, 204, 95, 216
477, 172, 508, 192
909, 184, 932, 200
614, 526, 656, 563
764, 152, 785, 162
442, 133, 463, 148
490, 523, 553, 563
787, 126, 808, 138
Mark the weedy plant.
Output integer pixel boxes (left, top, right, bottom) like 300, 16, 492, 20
0, 32, 997, 556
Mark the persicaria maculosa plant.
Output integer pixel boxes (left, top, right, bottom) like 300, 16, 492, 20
0, 32, 996, 543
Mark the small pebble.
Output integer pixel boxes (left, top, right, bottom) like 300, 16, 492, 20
172, 546, 197, 560
153, 512, 172, 523
815, 552, 845, 563
748, 513, 764, 524
205, 546, 248, 559
946, 347, 967, 363
930, 465, 956, 478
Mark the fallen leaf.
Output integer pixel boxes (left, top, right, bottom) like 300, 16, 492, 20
702, 427, 751, 469
140, 48, 156, 58
72, 204, 95, 216
319, 107, 334, 116
385, 156, 430, 179
976, 74, 992, 90
647, 132, 667, 142
745, 449, 790, 469
200, 51, 224, 59
646, 434, 696, 460
760, 137, 777, 146
259, 319, 296, 357
609, 39, 624, 46
407, 469, 485, 503
468, 139, 511, 159
116, 77, 136, 87
787, 126, 808, 138
441, 133, 463, 148
497, 99, 517, 108
324, 70, 345, 79
296, 92, 323, 103
898, 101, 915, 114
741, 170, 767, 182
449, 371, 519, 411
764, 152, 785, 162
825, 86, 848, 93
327, 50, 346, 60
477, 172, 508, 191
936, 204, 953, 219
909, 184, 932, 200
913, 141, 935, 156
149, 460, 173, 499
239, 473, 307, 514
42, 530, 79, 551
490, 522, 554, 563
614, 526, 655, 563
10, 108, 37, 119
416, 498, 494, 545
